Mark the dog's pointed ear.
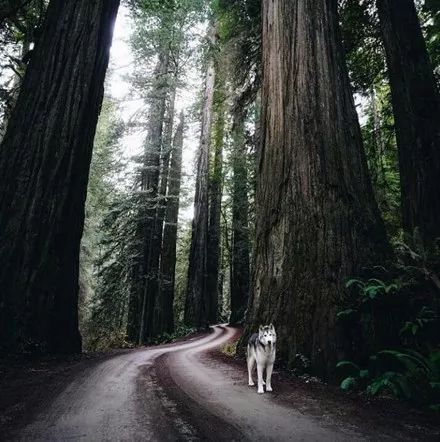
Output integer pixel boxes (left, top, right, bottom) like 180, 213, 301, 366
259, 325, 263, 332
269, 323, 274, 330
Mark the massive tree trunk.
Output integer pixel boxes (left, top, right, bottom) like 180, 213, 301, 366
229, 111, 250, 325
0, 0, 120, 353
206, 79, 225, 324
377, 0, 440, 244
157, 112, 185, 334
244, 0, 388, 378
185, 23, 217, 328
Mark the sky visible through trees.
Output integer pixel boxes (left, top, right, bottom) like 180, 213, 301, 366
108, 5, 202, 221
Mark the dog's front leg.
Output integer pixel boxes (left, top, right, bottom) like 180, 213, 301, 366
257, 362, 264, 394
266, 362, 274, 392
247, 355, 255, 386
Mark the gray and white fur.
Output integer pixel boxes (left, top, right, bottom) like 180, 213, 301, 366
247, 324, 276, 394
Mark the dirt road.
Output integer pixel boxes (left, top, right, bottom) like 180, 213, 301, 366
11, 325, 438, 441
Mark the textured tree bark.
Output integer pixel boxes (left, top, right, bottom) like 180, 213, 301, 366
157, 112, 185, 334
206, 78, 225, 324
244, 0, 388, 378
229, 112, 250, 325
185, 23, 217, 328
377, 0, 440, 244
0, 0, 120, 353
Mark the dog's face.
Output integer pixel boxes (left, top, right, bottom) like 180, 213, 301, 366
258, 324, 277, 346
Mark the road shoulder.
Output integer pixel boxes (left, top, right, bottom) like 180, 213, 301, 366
205, 330, 440, 441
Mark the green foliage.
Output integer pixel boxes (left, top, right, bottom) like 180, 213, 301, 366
337, 349, 440, 408
83, 0, 199, 349
340, 1, 440, 244
150, 324, 196, 345
83, 191, 139, 350
339, 0, 385, 94
340, 241, 440, 350
216, 0, 261, 103
340, 376, 357, 391
346, 278, 400, 300
220, 339, 238, 357
0, 0, 47, 126
339, 0, 439, 91
420, 0, 440, 82
401, 307, 438, 338
361, 84, 401, 238
336, 308, 357, 320
79, 99, 129, 350
173, 221, 192, 323
128, 0, 205, 78
337, 236, 440, 409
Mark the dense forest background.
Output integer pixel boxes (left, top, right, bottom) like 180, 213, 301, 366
0, 0, 439, 410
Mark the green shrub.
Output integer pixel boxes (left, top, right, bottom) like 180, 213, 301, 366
336, 236, 440, 410
150, 325, 197, 345
337, 349, 440, 409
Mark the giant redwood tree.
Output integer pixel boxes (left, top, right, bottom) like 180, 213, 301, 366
185, 22, 217, 327
0, 0, 120, 353
377, 0, 440, 244
206, 75, 226, 324
245, 0, 388, 377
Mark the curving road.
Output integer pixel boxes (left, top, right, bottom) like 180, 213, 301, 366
18, 325, 366, 441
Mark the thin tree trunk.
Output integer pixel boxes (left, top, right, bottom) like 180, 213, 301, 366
244, 0, 388, 378
157, 112, 185, 334
206, 78, 225, 324
126, 52, 169, 344
229, 111, 250, 325
150, 78, 177, 337
185, 22, 217, 328
0, 0, 120, 353
138, 52, 170, 344
221, 206, 232, 320
377, 0, 440, 244
369, 88, 381, 186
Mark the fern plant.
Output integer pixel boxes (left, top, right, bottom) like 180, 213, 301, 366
337, 349, 440, 410
346, 278, 401, 302
336, 236, 440, 410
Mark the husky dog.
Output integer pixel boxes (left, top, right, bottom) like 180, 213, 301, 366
247, 324, 277, 394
